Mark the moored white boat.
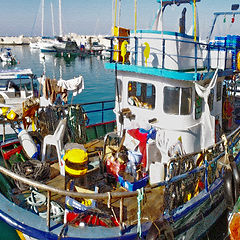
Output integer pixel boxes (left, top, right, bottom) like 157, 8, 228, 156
38, 38, 58, 52
0, 48, 17, 64
0, 68, 38, 136
0, 68, 37, 106
29, 42, 40, 49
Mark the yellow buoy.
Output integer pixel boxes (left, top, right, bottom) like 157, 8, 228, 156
237, 51, 240, 71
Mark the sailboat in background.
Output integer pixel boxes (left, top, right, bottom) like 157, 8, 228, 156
38, 0, 66, 52
53, 0, 80, 54
30, 0, 79, 54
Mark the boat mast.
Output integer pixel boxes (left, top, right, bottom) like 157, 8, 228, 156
118, 0, 121, 26
51, 2, 55, 37
112, 0, 115, 32
41, 0, 44, 36
59, 0, 63, 36
134, 0, 137, 34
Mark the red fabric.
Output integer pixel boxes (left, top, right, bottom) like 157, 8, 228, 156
127, 129, 148, 168
66, 212, 119, 227
106, 158, 126, 179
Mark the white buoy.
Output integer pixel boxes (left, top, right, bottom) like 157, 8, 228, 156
18, 129, 38, 159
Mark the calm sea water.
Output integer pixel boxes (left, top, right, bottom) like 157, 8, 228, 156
4, 46, 115, 104
0, 46, 229, 239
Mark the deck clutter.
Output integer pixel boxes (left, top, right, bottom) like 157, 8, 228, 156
0, 0, 240, 240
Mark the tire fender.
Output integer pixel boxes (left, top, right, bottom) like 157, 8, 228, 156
223, 168, 234, 209
231, 161, 240, 203
146, 218, 174, 240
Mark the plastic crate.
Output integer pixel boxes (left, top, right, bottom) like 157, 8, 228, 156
118, 175, 149, 191
235, 119, 240, 125
226, 35, 240, 48
215, 36, 226, 47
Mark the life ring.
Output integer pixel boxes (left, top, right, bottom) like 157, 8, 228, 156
146, 218, 174, 240
231, 161, 240, 203
237, 51, 240, 71
223, 168, 234, 209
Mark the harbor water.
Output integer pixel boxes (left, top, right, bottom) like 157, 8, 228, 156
9, 46, 116, 104
0, 46, 229, 240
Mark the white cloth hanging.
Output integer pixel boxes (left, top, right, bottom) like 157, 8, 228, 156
194, 68, 218, 149
57, 75, 84, 96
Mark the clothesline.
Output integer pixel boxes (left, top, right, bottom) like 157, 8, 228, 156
38, 75, 84, 104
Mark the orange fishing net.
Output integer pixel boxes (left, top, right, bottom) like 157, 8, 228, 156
230, 212, 240, 240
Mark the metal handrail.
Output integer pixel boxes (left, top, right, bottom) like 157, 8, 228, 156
108, 34, 237, 74
39, 99, 115, 125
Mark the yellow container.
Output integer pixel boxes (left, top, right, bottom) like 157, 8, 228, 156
63, 149, 88, 177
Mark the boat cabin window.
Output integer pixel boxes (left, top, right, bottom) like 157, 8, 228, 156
163, 87, 192, 115
128, 81, 155, 109
195, 92, 202, 119
116, 78, 122, 102
217, 82, 222, 101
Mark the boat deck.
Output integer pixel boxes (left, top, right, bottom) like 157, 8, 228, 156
46, 164, 164, 225
30, 139, 165, 226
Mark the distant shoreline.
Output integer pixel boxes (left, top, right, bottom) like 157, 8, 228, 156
0, 34, 111, 48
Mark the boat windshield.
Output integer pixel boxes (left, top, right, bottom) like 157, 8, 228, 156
163, 86, 192, 115
0, 79, 36, 92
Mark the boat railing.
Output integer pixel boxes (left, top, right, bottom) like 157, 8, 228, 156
152, 126, 240, 212
107, 34, 238, 75
80, 100, 115, 125
39, 99, 115, 126
38, 100, 115, 143
0, 126, 239, 228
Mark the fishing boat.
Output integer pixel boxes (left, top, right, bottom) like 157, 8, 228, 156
0, 68, 37, 105
101, 47, 111, 60
0, 0, 239, 240
85, 41, 105, 55
0, 68, 38, 137
0, 48, 17, 64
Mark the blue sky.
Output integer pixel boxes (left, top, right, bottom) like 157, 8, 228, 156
0, 0, 239, 38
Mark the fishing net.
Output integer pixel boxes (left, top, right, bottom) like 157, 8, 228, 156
11, 160, 50, 191
67, 105, 87, 144
36, 104, 87, 144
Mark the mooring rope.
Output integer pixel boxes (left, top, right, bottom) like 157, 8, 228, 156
137, 187, 144, 237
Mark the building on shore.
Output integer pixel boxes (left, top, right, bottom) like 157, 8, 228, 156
0, 35, 32, 45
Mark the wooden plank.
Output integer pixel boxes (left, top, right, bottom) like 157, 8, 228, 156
75, 185, 95, 194
100, 186, 165, 224
47, 174, 65, 190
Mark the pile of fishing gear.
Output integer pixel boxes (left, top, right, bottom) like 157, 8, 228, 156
12, 159, 50, 191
